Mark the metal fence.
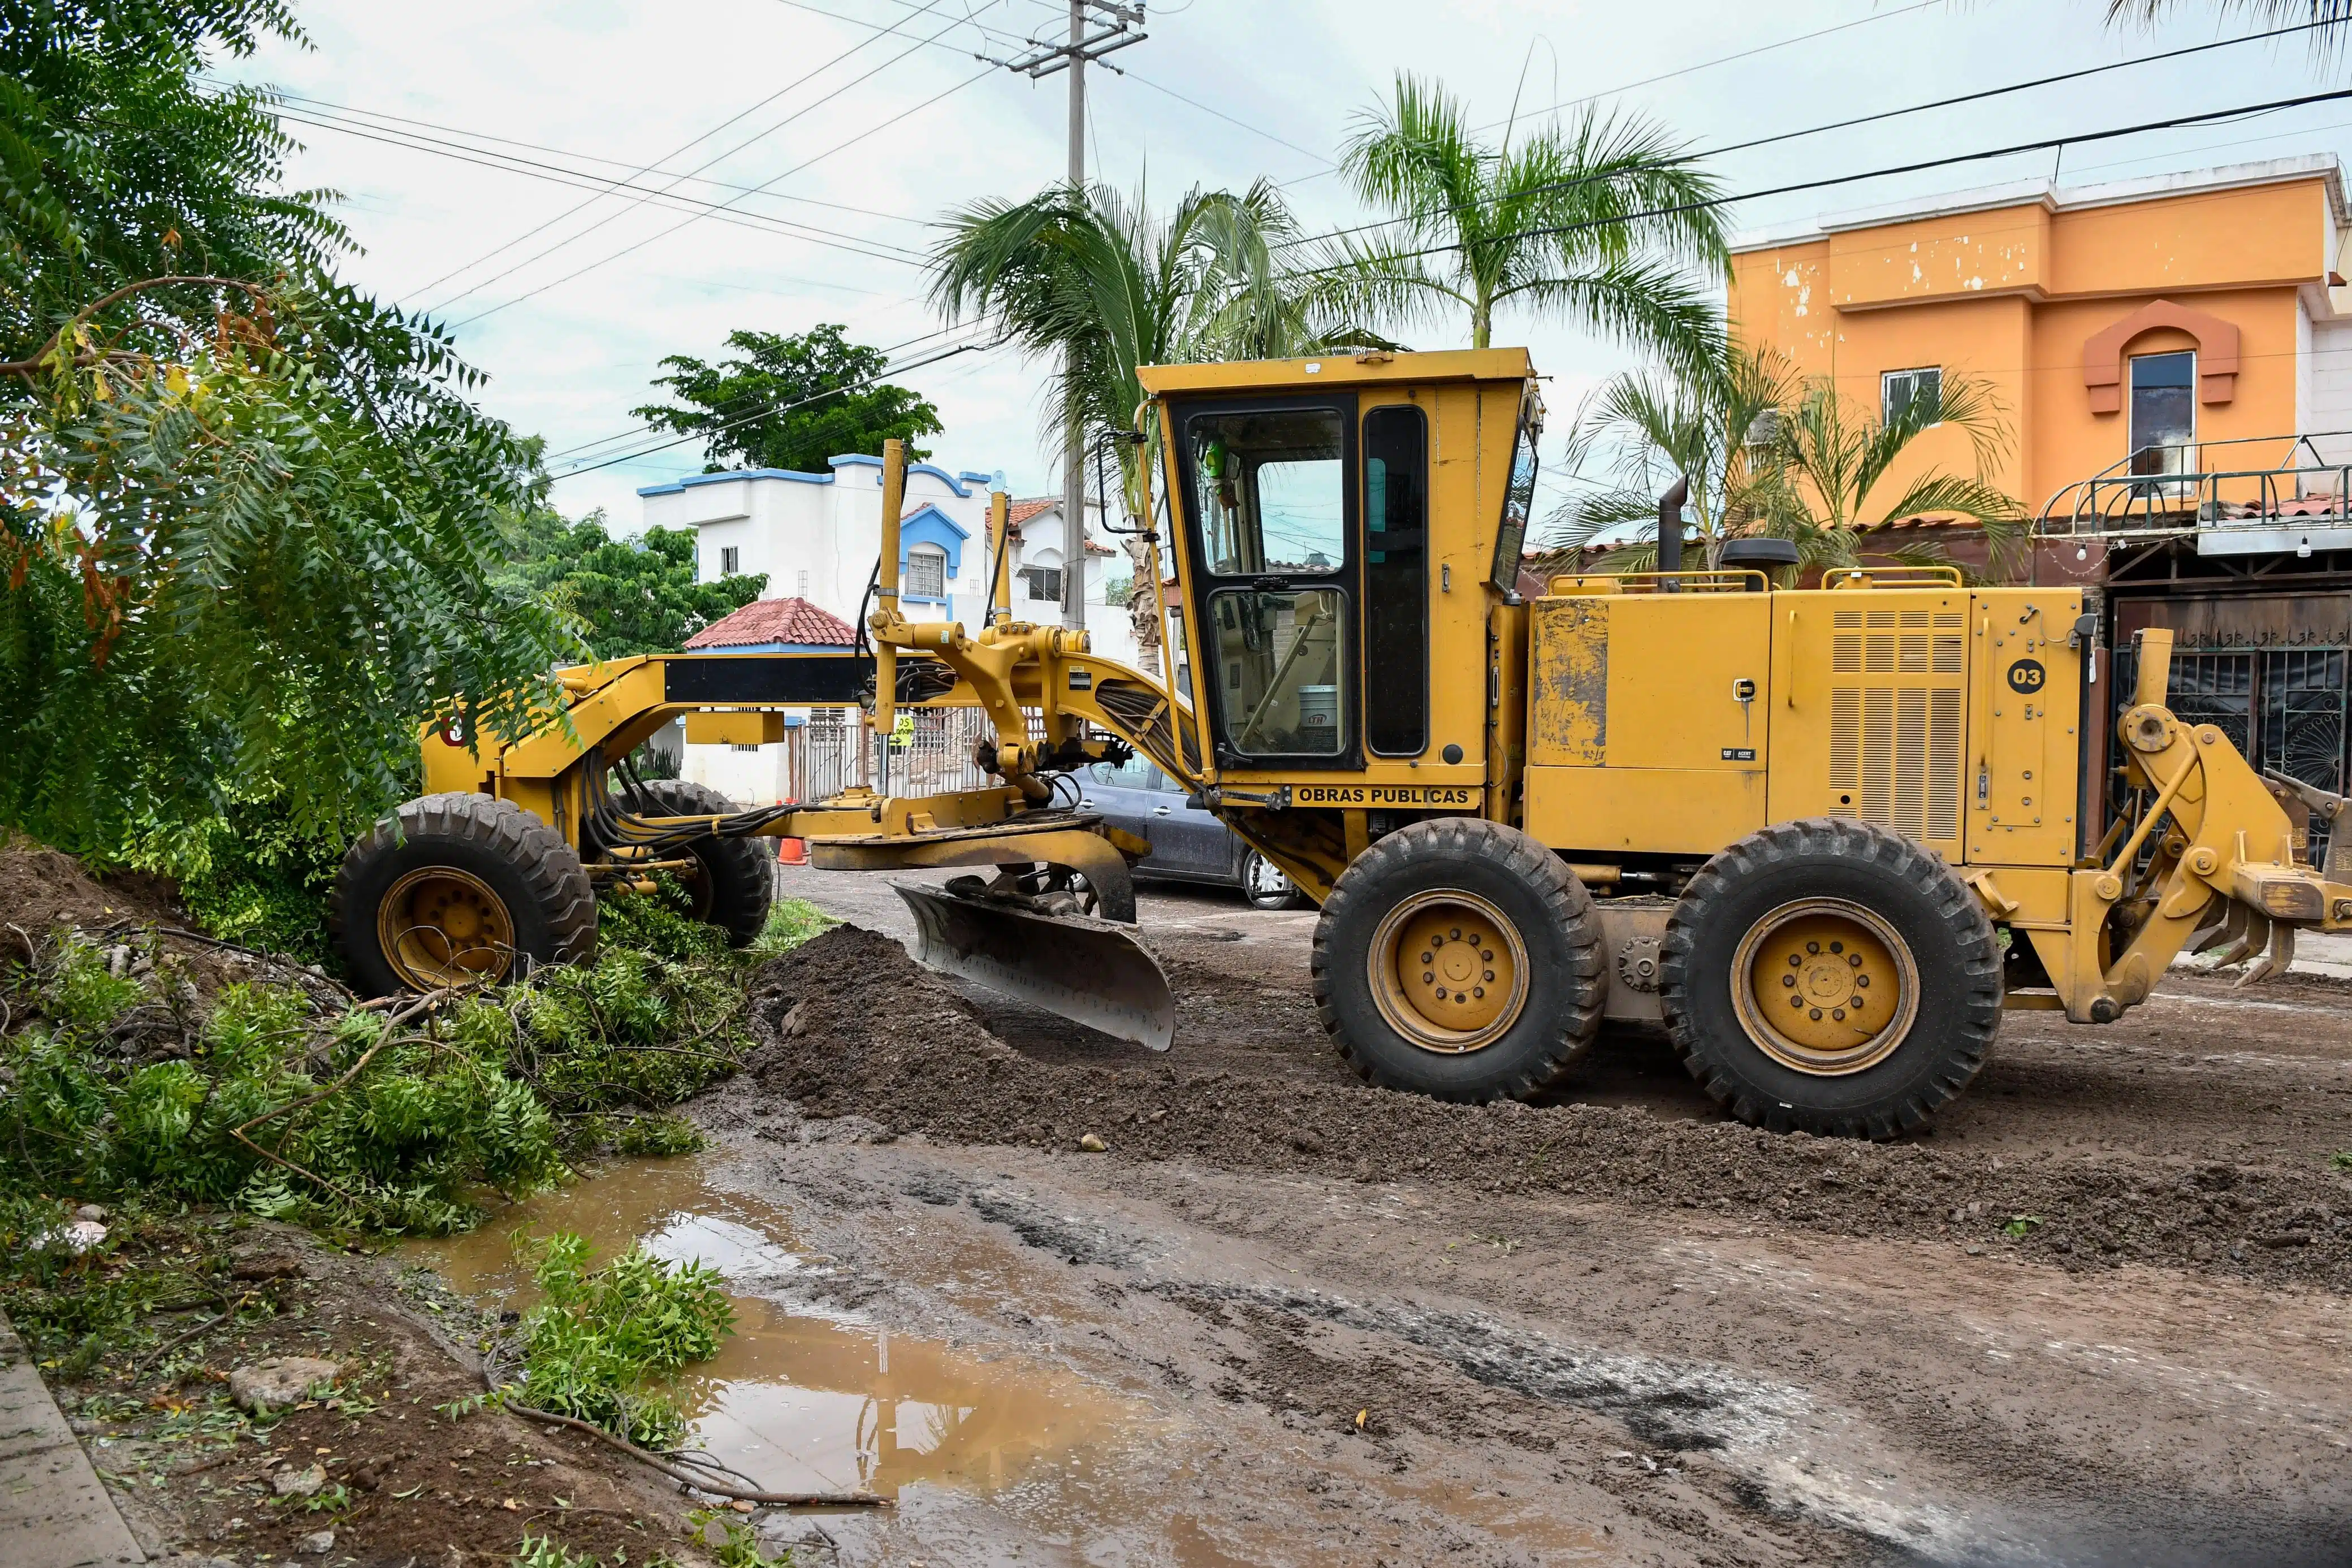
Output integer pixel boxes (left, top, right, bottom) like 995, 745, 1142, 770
778, 707, 1044, 803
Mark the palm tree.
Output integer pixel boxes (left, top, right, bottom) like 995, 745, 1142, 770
928, 178, 1382, 526
1338, 73, 1728, 367
1545, 341, 1797, 570
2104, 1, 2352, 51
1546, 349, 2026, 579
1758, 373, 2027, 578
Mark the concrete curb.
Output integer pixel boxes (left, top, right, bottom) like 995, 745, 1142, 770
0, 1309, 145, 1567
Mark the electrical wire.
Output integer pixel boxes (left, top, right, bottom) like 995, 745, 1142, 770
1273, 84, 2352, 285
550, 332, 1001, 479
252, 103, 931, 268
542, 317, 985, 462
1269, 14, 2352, 259
243, 84, 936, 229
430, 6, 982, 320
409, 0, 964, 302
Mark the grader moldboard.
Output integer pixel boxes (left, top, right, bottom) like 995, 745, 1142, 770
334, 348, 2352, 1137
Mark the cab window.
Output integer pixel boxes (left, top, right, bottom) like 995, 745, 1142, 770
1363, 404, 1428, 755
1190, 408, 1347, 576
1208, 586, 1349, 757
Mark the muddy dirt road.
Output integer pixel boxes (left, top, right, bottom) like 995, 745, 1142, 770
476, 867, 2352, 1567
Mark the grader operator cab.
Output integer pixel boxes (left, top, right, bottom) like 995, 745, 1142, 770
335, 348, 2352, 1137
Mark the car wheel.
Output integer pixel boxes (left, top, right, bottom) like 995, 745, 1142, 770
1242, 850, 1303, 911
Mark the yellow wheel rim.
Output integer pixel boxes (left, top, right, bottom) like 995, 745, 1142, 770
378, 867, 516, 989
1730, 897, 1918, 1076
1368, 890, 1528, 1054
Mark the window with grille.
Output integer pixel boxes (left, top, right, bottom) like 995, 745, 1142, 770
796, 569, 810, 596
1019, 565, 1063, 603
905, 546, 946, 597
1881, 367, 1942, 426
719, 545, 741, 577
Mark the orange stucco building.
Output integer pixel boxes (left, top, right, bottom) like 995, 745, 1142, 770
1733, 157, 2352, 835
1728, 155, 2351, 521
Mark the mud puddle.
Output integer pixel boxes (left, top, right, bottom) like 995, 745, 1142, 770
404, 1159, 1146, 1508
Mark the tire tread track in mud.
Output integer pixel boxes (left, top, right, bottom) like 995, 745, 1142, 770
745, 926, 2352, 1292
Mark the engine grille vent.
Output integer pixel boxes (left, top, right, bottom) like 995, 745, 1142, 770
1827, 610, 1966, 844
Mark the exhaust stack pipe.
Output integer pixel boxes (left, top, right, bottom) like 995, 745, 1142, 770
1658, 475, 1689, 587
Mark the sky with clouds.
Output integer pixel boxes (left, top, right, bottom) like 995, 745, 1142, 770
212, 0, 2352, 531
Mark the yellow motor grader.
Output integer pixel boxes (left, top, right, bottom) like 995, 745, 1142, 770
334, 349, 2352, 1136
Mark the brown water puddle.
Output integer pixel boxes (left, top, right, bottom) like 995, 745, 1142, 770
402, 1158, 1140, 1501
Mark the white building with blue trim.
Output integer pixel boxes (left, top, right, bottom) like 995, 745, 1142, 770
637, 453, 1134, 664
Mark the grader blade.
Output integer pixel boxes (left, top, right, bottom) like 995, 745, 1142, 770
895, 882, 1175, 1052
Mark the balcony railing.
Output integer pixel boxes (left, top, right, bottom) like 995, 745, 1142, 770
2037, 431, 2352, 540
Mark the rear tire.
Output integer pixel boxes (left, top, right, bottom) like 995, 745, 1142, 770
333, 793, 597, 998
616, 778, 774, 947
1659, 817, 2001, 1137
1312, 818, 1603, 1102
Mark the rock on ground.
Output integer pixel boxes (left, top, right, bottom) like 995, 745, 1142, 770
231, 1357, 340, 1414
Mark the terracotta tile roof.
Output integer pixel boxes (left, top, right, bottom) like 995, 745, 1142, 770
685, 595, 857, 649
1004, 496, 1118, 553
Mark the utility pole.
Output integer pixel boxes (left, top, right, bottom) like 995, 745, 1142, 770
991, 2, 1147, 631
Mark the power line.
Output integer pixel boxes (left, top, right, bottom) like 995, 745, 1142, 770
247, 85, 935, 229
254, 103, 931, 269
544, 318, 984, 462
1272, 14, 2350, 259
551, 333, 1001, 480
445, 67, 993, 331
1279, 84, 2352, 285
408, 0, 962, 302
428, 3, 979, 319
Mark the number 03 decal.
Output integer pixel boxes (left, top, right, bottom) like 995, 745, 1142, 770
2006, 658, 2046, 694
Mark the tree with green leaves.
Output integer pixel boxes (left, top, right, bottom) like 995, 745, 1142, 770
1756, 373, 2026, 576
1550, 347, 2025, 578
1337, 74, 1729, 366
1, 2, 577, 864
1547, 341, 1798, 570
498, 511, 765, 660
929, 177, 1381, 525
632, 324, 944, 474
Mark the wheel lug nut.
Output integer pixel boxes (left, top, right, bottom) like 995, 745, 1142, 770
1790, 995, 1804, 1008
1806, 942, 1820, 954
1847, 953, 1862, 968
1788, 955, 1802, 967
1829, 941, 1843, 954
1831, 1008, 1845, 1020
1851, 995, 1865, 1008
1450, 928, 1462, 940
1473, 986, 1485, 998
1856, 976, 1870, 987
1421, 952, 1433, 963
1809, 1008, 1823, 1020
1483, 969, 1495, 981
1782, 974, 1796, 987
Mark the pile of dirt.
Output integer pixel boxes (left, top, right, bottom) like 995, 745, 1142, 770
745, 925, 2352, 1292
0, 842, 341, 1006
0, 842, 185, 937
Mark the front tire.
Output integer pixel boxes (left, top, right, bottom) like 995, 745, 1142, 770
1312, 818, 1603, 1102
1659, 817, 2001, 1137
332, 794, 597, 997
617, 778, 774, 947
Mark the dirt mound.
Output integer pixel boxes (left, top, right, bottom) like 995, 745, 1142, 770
745, 926, 2352, 1293
0, 843, 185, 938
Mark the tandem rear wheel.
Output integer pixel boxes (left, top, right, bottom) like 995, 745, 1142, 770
1660, 817, 2003, 1137
1312, 818, 1605, 1102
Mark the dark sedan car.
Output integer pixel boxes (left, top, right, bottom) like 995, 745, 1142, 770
1076, 757, 1302, 909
